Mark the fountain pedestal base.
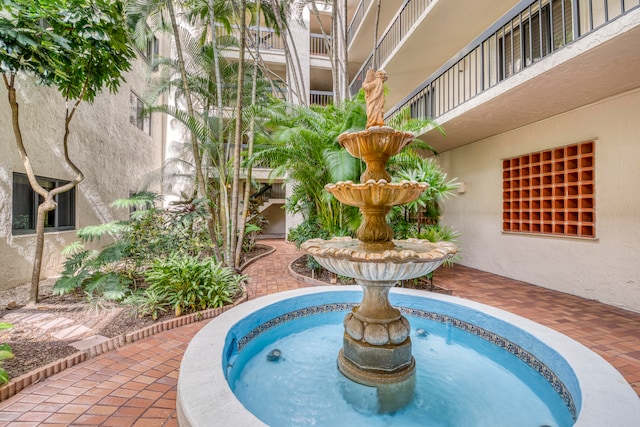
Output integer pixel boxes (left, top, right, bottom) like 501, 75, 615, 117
338, 347, 416, 413
342, 333, 413, 372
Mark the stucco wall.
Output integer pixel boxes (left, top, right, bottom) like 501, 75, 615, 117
439, 88, 640, 312
0, 59, 164, 291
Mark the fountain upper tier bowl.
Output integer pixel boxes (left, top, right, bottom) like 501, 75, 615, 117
338, 126, 414, 182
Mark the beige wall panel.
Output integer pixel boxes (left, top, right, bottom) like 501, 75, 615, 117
439, 88, 640, 312
0, 60, 164, 291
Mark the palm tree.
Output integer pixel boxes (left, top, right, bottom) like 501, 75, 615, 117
128, 0, 220, 261
134, 0, 281, 269
251, 92, 456, 243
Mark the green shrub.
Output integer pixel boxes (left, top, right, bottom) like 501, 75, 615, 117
0, 322, 14, 384
55, 192, 215, 301
415, 224, 461, 244
287, 219, 330, 248
144, 255, 246, 316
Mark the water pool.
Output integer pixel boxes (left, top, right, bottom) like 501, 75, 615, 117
229, 310, 573, 427
176, 287, 640, 427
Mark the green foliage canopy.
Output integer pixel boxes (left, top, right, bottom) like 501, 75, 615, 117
0, 0, 134, 101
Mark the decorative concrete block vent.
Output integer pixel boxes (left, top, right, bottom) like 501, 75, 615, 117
502, 141, 595, 238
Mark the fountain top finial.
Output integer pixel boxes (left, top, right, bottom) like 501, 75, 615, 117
363, 69, 387, 129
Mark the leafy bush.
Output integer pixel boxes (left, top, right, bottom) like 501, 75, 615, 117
287, 219, 331, 248
0, 322, 14, 384
54, 193, 215, 302
415, 224, 461, 244
144, 255, 246, 316
54, 244, 133, 300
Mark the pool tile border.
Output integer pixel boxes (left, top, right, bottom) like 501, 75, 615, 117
236, 303, 576, 420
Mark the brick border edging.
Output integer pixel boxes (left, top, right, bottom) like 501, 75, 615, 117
239, 244, 276, 272
287, 255, 336, 287
0, 291, 249, 403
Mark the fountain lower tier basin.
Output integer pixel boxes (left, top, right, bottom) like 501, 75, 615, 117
301, 237, 458, 278
176, 287, 640, 427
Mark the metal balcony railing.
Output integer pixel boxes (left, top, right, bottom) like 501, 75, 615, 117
310, 34, 331, 56
250, 183, 286, 206
384, 0, 640, 122
226, 27, 333, 57
310, 90, 334, 106
349, 0, 433, 95
347, 0, 372, 44
246, 27, 285, 51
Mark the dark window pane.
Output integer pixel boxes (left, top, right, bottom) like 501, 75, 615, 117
57, 189, 75, 228
12, 174, 34, 230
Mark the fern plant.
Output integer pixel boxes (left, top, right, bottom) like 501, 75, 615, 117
123, 289, 170, 320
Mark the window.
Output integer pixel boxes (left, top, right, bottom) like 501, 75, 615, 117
146, 35, 159, 71
502, 141, 595, 238
130, 91, 151, 135
146, 35, 159, 61
12, 173, 76, 235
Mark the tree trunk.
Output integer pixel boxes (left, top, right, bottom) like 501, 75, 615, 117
166, 0, 218, 250
207, 0, 225, 263
331, 0, 340, 105
4, 74, 85, 305
30, 197, 57, 304
341, 0, 350, 100
229, 0, 247, 268
373, 0, 382, 70
235, 0, 261, 268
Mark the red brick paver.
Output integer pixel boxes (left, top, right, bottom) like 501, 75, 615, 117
0, 239, 638, 425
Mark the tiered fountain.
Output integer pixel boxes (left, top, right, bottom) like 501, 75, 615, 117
301, 69, 457, 411
177, 70, 640, 427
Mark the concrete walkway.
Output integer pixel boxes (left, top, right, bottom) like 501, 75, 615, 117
0, 239, 638, 426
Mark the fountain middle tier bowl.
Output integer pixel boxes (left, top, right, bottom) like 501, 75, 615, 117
337, 126, 415, 160
301, 236, 458, 282
326, 180, 428, 209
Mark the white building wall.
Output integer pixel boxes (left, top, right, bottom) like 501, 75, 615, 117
0, 59, 164, 290
439, 88, 640, 312
287, 3, 311, 105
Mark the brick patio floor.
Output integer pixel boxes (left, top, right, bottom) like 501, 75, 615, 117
0, 239, 638, 426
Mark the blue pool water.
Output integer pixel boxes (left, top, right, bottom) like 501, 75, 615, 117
228, 310, 574, 427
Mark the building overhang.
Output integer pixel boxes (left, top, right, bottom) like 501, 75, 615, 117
416, 9, 640, 153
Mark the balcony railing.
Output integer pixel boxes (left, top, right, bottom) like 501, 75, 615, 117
385, 0, 640, 122
310, 90, 334, 106
250, 183, 286, 206
349, 0, 433, 95
226, 27, 333, 57
347, 0, 371, 44
310, 33, 331, 56
246, 27, 285, 51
